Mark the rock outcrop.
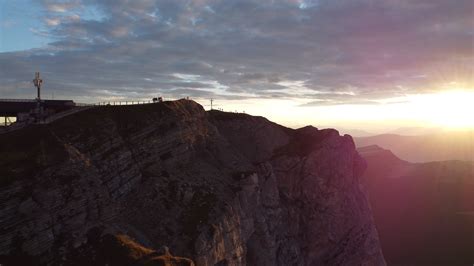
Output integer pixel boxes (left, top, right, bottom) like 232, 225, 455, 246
0, 100, 385, 265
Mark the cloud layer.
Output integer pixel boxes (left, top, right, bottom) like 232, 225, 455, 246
1, 0, 473, 104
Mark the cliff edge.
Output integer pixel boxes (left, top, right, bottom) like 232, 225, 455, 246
0, 99, 385, 265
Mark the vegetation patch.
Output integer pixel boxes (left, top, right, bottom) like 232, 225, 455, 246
64, 230, 194, 266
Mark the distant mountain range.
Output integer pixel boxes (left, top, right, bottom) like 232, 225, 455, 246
332, 128, 376, 137
359, 145, 474, 266
386, 126, 443, 136
334, 126, 444, 138
355, 131, 474, 162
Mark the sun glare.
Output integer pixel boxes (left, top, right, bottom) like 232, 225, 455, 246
409, 89, 474, 129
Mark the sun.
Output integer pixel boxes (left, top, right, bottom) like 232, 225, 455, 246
408, 89, 474, 129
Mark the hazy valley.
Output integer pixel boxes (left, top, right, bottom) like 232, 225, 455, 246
359, 145, 474, 265
355, 131, 474, 163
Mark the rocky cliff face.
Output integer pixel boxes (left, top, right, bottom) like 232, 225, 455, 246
0, 100, 385, 265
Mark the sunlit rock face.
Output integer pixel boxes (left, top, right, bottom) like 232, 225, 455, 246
0, 100, 385, 265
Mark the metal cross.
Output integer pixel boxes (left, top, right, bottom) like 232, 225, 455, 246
33, 72, 43, 100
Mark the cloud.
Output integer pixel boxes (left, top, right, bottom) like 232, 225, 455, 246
42, 0, 81, 13
0, 0, 472, 104
45, 18, 61, 26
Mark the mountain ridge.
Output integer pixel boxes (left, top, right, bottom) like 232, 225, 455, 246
0, 99, 385, 265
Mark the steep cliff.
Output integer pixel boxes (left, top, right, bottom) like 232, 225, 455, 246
0, 100, 385, 265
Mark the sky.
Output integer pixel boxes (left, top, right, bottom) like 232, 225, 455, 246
0, 0, 473, 132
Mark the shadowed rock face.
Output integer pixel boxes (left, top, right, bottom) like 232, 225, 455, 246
0, 100, 385, 265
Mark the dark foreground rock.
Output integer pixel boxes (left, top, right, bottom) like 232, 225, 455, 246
0, 100, 385, 265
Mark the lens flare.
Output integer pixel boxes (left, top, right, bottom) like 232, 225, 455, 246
408, 89, 474, 129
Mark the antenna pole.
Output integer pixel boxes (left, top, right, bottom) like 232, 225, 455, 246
210, 98, 213, 110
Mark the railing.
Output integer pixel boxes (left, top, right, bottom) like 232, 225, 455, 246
0, 99, 161, 105
75, 102, 97, 107
94, 100, 156, 106
0, 98, 37, 102
0, 98, 172, 106
0, 98, 187, 134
